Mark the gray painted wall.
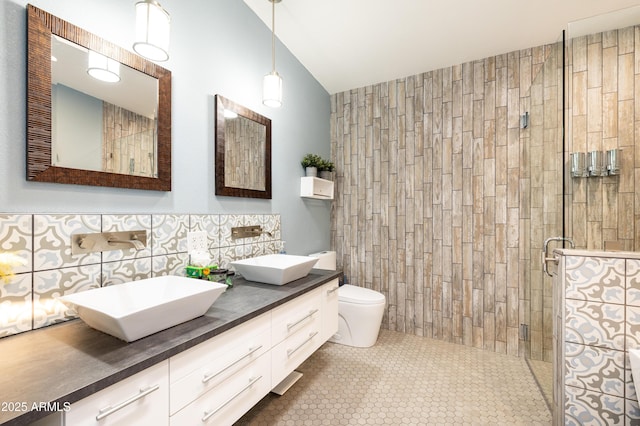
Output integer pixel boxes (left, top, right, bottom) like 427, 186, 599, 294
52, 84, 103, 171
0, 0, 331, 256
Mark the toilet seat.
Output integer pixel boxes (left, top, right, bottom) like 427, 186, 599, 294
338, 284, 385, 305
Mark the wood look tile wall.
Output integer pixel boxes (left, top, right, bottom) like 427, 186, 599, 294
102, 103, 156, 177
330, 43, 563, 357
567, 26, 639, 252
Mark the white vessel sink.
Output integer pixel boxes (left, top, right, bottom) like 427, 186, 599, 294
630, 348, 640, 402
58, 276, 227, 342
230, 254, 318, 285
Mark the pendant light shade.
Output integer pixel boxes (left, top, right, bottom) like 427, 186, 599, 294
87, 50, 120, 83
133, 0, 170, 62
263, 71, 283, 108
263, 0, 282, 108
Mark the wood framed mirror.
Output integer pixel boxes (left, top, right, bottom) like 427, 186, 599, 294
215, 95, 272, 199
27, 5, 172, 191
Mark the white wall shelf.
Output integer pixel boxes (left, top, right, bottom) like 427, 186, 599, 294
300, 177, 334, 200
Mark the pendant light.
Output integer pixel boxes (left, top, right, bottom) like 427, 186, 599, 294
133, 0, 170, 62
263, 0, 283, 108
87, 50, 120, 83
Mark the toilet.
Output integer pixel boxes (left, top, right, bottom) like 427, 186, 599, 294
309, 251, 386, 348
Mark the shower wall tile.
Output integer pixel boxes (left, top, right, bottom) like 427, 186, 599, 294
625, 259, 640, 306
565, 299, 625, 350
564, 256, 625, 303
0, 212, 281, 338
567, 24, 640, 253
559, 253, 640, 424
626, 306, 640, 349
565, 342, 625, 397
565, 385, 625, 426
331, 41, 562, 357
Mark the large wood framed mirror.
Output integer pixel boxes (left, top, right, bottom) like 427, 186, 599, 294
215, 95, 272, 199
27, 5, 172, 191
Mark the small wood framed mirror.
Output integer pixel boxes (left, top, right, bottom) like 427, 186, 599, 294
215, 95, 272, 199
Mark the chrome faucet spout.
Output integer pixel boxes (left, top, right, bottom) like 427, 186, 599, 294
108, 238, 145, 250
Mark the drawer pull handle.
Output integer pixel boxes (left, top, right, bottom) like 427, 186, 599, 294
327, 286, 339, 294
95, 384, 160, 421
287, 331, 319, 358
201, 375, 262, 422
202, 345, 263, 384
287, 309, 319, 331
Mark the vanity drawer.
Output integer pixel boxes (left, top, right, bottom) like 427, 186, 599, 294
65, 361, 168, 426
169, 312, 270, 415
271, 287, 321, 345
271, 318, 323, 386
170, 352, 271, 426
321, 279, 340, 341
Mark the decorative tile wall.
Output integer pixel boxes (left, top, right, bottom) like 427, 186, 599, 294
330, 41, 563, 358
555, 252, 640, 425
0, 213, 281, 338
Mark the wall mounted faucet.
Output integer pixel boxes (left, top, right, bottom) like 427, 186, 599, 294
231, 225, 274, 240
71, 230, 147, 255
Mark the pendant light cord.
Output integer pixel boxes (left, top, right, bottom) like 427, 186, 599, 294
271, 0, 276, 72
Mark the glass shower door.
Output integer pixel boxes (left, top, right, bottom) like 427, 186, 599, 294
522, 39, 564, 405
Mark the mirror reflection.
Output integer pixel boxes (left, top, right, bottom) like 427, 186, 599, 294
215, 95, 272, 199
27, 5, 172, 191
51, 35, 159, 177
224, 115, 266, 191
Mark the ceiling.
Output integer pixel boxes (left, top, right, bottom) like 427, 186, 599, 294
51, 35, 157, 118
244, 0, 640, 94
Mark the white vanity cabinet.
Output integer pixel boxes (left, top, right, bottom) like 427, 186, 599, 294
271, 286, 324, 386
271, 279, 339, 387
58, 279, 339, 426
321, 279, 340, 341
169, 312, 271, 425
65, 361, 169, 426
169, 353, 271, 425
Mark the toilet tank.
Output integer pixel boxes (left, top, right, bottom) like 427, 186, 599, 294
308, 251, 336, 270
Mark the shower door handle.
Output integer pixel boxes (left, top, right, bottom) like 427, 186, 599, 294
542, 236, 575, 277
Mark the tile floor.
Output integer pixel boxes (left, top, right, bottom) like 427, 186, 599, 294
236, 329, 552, 425
527, 358, 553, 411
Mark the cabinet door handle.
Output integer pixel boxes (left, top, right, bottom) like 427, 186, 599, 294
327, 286, 339, 294
287, 331, 319, 358
201, 375, 262, 422
286, 309, 319, 331
202, 345, 263, 384
95, 384, 160, 421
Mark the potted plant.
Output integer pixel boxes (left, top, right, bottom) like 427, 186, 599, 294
318, 159, 335, 180
301, 153, 322, 177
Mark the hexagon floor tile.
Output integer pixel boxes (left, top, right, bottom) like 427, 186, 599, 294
236, 329, 552, 425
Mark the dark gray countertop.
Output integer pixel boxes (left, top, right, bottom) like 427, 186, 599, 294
0, 270, 341, 425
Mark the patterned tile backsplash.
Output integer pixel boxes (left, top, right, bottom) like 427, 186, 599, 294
0, 213, 281, 338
